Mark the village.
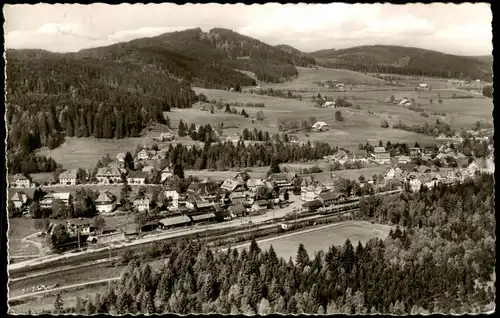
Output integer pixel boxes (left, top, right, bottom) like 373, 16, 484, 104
8, 123, 493, 252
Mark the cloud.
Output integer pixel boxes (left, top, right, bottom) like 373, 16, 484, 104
3, 3, 493, 55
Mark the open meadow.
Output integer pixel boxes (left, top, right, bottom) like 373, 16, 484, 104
238, 221, 395, 262
8, 218, 41, 257
35, 67, 492, 171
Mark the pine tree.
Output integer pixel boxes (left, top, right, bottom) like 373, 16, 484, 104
54, 293, 64, 313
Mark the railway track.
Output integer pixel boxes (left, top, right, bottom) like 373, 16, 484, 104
8, 190, 402, 287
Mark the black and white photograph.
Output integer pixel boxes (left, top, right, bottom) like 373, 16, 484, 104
3, 2, 494, 315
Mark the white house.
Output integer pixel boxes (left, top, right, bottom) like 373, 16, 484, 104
322, 101, 336, 108
398, 156, 410, 164
10, 191, 31, 209
409, 178, 422, 192
40, 192, 72, 209
312, 121, 329, 131
468, 162, 479, 175
95, 191, 117, 213
137, 149, 150, 160
161, 167, 174, 182
96, 166, 122, 184
251, 199, 268, 212
59, 170, 77, 185
399, 98, 412, 106
133, 193, 150, 212
116, 153, 126, 162
12, 174, 31, 188
164, 189, 179, 208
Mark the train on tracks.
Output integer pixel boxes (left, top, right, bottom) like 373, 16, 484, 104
317, 189, 403, 215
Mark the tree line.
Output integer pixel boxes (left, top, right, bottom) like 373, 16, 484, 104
57, 173, 494, 315
166, 140, 337, 171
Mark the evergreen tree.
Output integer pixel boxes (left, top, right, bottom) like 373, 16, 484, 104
54, 293, 64, 313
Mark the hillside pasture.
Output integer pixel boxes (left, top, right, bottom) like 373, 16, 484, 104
37, 137, 147, 170
240, 221, 394, 262
255, 66, 388, 90
8, 218, 40, 257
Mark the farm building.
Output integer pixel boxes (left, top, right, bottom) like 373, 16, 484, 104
159, 215, 192, 229
312, 121, 329, 131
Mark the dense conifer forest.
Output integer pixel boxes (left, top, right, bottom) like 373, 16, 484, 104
59, 174, 494, 315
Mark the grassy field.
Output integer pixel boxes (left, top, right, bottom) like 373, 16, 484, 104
35, 68, 492, 171
8, 219, 40, 257
257, 66, 388, 89
243, 221, 394, 262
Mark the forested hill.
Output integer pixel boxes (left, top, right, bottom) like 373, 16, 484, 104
310, 45, 492, 81
79, 28, 316, 83
6, 48, 198, 172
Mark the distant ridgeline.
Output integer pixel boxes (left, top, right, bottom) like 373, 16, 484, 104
311, 45, 492, 81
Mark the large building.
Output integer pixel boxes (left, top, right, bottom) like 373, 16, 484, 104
373, 147, 391, 164
95, 191, 117, 213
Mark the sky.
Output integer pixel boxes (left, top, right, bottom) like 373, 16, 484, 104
4, 3, 493, 56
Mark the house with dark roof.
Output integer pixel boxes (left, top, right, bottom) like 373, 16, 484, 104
10, 191, 32, 209
373, 147, 391, 164
40, 192, 72, 209
127, 171, 147, 185
221, 179, 244, 192
302, 199, 323, 211
161, 166, 173, 182
12, 173, 31, 188
159, 215, 191, 229
228, 204, 246, 218
267, 173, 293, 190
251, 199, 268, 212
246, 178, 263, 194
133, 192, 151, 212
234, 172, 251, 183
317, 191, 346, 207
67, 218, 96, 235
96, 166, 122, 184
95, 191, 117, 213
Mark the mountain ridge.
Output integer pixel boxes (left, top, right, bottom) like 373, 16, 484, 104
309, 44, 492, 81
